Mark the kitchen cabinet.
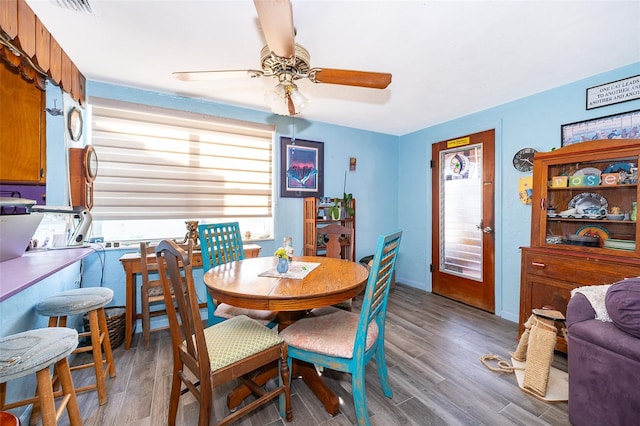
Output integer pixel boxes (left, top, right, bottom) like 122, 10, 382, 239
0, 61, 46, 183
303, 197, 356, 259
519, 139, 640, 352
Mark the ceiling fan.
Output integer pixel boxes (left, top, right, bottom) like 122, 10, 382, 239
172, 0, 392, 116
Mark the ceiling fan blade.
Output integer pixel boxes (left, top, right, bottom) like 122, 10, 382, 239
173, 70, 263, 81
311, 68, 392, 89
253, 0, 295, 58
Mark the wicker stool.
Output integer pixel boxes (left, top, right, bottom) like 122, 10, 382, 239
0, 328, 82, 426
36, 288, 116, 405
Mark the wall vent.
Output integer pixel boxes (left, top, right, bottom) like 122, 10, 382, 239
52, 0, 93, 14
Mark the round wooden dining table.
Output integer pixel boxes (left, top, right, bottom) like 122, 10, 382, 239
203, 255, 369, 329
203, 255, 369, 415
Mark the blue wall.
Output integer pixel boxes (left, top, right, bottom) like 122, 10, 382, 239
42, 81, 399, 330
398, 62, 640, 321
85, 82, 399, 263
3, 62, 639, 346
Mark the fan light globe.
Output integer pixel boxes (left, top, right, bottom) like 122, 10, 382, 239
289, 86, 309, 110
265, 83, 308, 116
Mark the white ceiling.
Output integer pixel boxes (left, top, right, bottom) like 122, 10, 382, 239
25, 0, 640, 136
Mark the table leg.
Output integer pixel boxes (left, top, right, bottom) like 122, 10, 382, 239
227, 310, 339, 415
226, 360, 339, 415
124, 269, 135, 350
295, 361, 340, 415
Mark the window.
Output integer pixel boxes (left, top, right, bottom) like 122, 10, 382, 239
89, 98, 274, 243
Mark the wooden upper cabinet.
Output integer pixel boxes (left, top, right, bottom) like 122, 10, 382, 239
61, 50, 73, 92
0, 0, 19, 39
0, 0, 85, 104
34, 18, 51, 72
16, 0, 36, 57
0, 62, 46, 183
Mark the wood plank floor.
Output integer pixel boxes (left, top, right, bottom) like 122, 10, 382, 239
60, 284, 570, 426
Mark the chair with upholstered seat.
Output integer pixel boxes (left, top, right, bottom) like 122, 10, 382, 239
198, 222, 277, 327
0, 328, 82, 426
35, 287, 116, 405
321, 223, 356, 310
155, 239, 292, 426
139, 239, 194, 348
279, 230, 402, 426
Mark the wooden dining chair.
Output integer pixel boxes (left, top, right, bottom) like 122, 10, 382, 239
198, 222, 277, 327
155, 239, 292, 426
321, 223, 356, 310
321, 223, 354, 261
139, 239, 193, 348
279, 230, 402, 426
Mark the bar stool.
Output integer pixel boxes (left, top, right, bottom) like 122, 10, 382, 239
36, 287, 116, 405
0, 412, 19, 426
0, 328, 82, 426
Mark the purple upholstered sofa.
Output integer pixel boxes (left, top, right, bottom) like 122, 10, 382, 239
566, 278, 640, 426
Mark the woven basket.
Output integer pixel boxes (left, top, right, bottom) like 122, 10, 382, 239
83, 306, 126, 349
523, 318, 557, 397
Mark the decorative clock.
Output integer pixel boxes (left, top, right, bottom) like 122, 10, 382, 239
512, 148, 538, 173
69, 145, 97, 209
84, 145, 98, 182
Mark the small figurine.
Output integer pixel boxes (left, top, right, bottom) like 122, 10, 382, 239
183, 220, 199, 245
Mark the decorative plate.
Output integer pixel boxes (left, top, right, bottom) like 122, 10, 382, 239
576, 225, 610, 246
603, 162, 634, 173
572, 167, 602, 176
568, 192, 608, 215
68, 107, 83, 141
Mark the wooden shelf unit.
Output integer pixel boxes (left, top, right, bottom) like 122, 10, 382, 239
303, 197, 356, 260
519, 139, 640, 352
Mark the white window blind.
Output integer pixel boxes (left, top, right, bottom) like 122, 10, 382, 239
89, 98, 274, 222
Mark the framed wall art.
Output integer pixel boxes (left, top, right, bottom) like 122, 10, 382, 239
561, 109, 640, 147
280, 137, 324, 198
586, 75, 640, 110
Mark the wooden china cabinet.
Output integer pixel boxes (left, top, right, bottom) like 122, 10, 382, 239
303, 197, 356, 259
519, 139, 640, 353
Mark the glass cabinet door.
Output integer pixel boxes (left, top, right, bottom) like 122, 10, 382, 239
539, 149, 638, 255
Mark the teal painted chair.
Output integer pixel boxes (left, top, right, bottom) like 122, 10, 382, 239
279, 230, 402, 426
198, 222, 277, 327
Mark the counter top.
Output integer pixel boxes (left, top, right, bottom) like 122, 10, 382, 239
0, 245, 100, 302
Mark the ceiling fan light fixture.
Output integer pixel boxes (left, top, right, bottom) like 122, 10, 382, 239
266, 82, 308, 116
265, 89, 289, 115
288, 85, 309, 110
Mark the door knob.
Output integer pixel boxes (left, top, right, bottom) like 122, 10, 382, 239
476, 223, 493, 234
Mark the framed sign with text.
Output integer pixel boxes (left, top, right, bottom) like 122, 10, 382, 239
586, 75, 640, 110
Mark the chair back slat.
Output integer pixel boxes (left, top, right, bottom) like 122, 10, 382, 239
198, 222, 245, 271
320, 223, 354, 261
140, 240, 193, 286
156, 240, 210, 376
354, 231, 402, 357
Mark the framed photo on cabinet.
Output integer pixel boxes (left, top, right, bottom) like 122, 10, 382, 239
280, 137, 324, 198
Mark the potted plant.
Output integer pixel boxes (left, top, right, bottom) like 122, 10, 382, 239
329, 198, 341, 220
342, 192, 355, 217
274, 247, 289, 273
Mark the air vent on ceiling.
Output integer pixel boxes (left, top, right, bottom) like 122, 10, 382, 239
53, 0, 93, 14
